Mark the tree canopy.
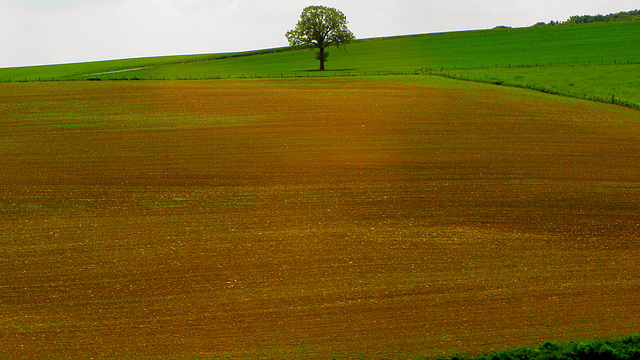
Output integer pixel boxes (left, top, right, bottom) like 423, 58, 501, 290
286, 6, 355, 71
567, 9, 640, 24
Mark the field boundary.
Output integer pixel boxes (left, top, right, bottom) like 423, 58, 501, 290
5, 58, 637, 82
5, 64, 636, 111
2, 56, 639, 111
424, 69, 640, 110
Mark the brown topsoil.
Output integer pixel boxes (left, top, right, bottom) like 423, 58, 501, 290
1, 78, 639, 359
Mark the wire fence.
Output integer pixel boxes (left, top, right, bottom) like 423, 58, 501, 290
2, 60, 638, 110
80, 58, 640, 81
3, 58, 638, 82
427, 71, 639, 110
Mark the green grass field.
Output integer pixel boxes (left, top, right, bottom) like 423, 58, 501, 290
436, 62, 640, 109
1, 21, 639, 107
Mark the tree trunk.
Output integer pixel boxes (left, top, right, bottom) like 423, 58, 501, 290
319, 47, 325, 71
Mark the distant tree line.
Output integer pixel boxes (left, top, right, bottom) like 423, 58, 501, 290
437, 335, 640, 360
567, 9, 640, 24
533, 9, 640, 26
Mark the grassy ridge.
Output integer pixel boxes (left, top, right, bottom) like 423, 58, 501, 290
0, 54, 215, 82
440, 63, 640, 109
1, 21, 639, 108
0, 21, 637, 77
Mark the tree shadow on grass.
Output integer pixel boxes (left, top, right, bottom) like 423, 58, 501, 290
299, 68, 358, 72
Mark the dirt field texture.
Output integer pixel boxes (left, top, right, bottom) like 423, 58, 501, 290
1, 78, 639, 359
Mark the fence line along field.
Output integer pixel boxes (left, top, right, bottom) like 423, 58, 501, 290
1, 78, 639, 359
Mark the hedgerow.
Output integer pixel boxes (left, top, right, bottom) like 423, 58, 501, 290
439, 336, 640, 360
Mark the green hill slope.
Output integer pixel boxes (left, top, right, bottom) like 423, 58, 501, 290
442, 63, 640, 109
1, 21, 639, 107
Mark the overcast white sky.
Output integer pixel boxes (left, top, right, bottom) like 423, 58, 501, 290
0, 0, 637, 68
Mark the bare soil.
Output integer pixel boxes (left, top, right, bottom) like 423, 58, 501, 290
1, 78, 639, 359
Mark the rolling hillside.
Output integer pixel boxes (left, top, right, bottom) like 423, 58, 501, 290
1, 21, 639, 107
1, 15, 640, 360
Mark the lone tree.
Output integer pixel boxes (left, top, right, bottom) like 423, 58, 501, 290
286, 6, 355, 71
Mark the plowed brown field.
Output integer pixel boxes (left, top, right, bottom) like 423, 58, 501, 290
1, 78, 639, 359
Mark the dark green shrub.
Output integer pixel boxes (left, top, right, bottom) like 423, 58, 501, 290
596, 344, 617, 360
437, 336, 640, 360
540, 341, 562, 353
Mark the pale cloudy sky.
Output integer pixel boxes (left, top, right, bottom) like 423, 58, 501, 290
0, 0, 637, 68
